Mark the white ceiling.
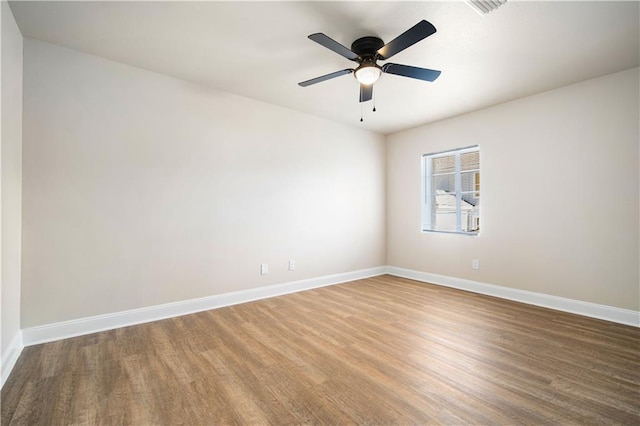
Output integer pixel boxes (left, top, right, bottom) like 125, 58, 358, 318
9, 1, 640, 135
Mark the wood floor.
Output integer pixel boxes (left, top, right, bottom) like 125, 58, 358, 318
2, 275, 639, 425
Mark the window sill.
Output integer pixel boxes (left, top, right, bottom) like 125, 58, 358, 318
421, 229, 479, 236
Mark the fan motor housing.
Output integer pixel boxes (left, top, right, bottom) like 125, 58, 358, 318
351, 36, 384, 59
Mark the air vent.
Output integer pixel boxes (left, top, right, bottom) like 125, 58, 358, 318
466, 0, 508, 16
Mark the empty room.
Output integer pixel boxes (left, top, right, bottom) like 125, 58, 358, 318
1, 0, 639, 424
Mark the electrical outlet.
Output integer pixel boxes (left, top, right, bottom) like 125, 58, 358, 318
260, 263, 268, 275
288, 260, 295, 271
472, 259, 480, 270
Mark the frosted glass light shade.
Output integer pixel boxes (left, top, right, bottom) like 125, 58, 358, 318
355, 65, 381, 85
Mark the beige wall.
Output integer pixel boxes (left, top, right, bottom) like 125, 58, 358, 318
15, 36, 640, 331
21, 39, 386, 328
1, 0, 23, 370
387, 68, 639, 311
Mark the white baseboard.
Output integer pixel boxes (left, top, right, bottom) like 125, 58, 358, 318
22, 267, 387, 347
1, 330, 24, 389
8, 265, 638, 387
386, 266, 640, 327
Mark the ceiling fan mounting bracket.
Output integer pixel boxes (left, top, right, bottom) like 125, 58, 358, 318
350, 36, 384, 59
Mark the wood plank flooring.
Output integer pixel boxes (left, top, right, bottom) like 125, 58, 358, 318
2, 275, 639, 425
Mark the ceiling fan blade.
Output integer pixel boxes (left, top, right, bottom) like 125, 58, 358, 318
381, 63, 441, 82
298, 69, 354, 87
308, 33, 360, 61
376, 20, 437, 60
359, 84, 373, 103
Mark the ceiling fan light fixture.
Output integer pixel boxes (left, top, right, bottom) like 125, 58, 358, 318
354, 64, 381, 85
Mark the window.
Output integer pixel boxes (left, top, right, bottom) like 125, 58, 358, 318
422, 146, 480, 234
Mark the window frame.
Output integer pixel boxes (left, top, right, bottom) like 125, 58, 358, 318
421, 145, 480, 235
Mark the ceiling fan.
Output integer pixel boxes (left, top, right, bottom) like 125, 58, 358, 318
298, 20, 441, 104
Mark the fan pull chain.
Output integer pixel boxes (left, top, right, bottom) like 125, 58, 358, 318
373, 91, 377, 112
360, 102, 363, 122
